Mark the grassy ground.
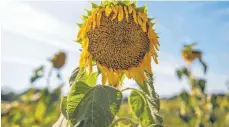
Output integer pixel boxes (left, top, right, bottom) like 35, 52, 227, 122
117, 96, 229, 127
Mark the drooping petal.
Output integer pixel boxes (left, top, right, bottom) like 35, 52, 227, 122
111, 6, 119, 20
124, 6, 129, 22
105, 6, 112, 17
128, 6, 133, 14
132, 9, 137, 24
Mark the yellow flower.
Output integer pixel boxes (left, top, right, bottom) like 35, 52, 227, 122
76, 1, 159, 86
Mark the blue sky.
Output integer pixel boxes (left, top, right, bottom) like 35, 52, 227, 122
1, 1, 229, 97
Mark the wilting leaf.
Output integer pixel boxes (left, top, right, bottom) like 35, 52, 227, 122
61, 96, 67, 118
69, 68, 98, 87
176, 69, 183, 80
198, 79, 206, 92
180, 91, 190, 105
30, 65, 44, 83
129, 73, 162, 126
68, 85, 122, 127
67, 81, 91, 120
69, 67, 80, 86
129, 91, 162, 126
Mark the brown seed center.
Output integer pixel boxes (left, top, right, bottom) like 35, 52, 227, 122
87, 12, 150, 70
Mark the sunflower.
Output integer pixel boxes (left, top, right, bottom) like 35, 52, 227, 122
51, 51, 66, 69
181, 43, 202, 64
181, 43, 207, 73
76, 1, 159, 86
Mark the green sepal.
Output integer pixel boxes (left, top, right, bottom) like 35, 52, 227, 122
122, 1, 131, 6
85, 9, 92, 16
130, 1, 136, 7
74, 38, 82, 44
137, 6, 146, 13
91, 2, 99, 8
81, 15, 88, 20
76, 23, 83, 28
148, 18, 155, 22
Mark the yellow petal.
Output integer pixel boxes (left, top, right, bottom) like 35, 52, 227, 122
139, 12, 148, 22
102, 72, 107, 85
141, 21, 147, 32
92, 14, 97, 29
132, 9, 137, 24
105, 6, 112, 17
82, 37, 89, 49
96, 10, 102, 27
134, 67, 145, 85
118, 5, 124, 21
77, 26, 85, 39
137, 14, 143, 25
88, 55, 93, 73
107, 69, 114, 85
111, 6, 118, 20
144, 53, 152, 74
113, 72, 120, 86
124, 6, 129, 22
153, 56, 159, 64
128, 6, 133, 14
85, 18, 92, 32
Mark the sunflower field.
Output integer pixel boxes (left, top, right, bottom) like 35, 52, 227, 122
1, 0, 229, 127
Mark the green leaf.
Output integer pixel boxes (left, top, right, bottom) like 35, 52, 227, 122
61, 96, 67, 118
79, 72, 98, 87
30, 65, 44, 83
176, 69, 182, 80
180, 91, 190, 105
67, 81, 91, 120
129, 90, 151, 126
69, 67, 98, 87
68, 85, 122, 127
198, 79, 206, 92
182, 67, 190, 77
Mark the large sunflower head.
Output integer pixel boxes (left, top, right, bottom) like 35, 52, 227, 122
76, 1, 159, 86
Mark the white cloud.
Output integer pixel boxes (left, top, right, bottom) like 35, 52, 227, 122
1, 56, 47, 67
1, 2, 79, 51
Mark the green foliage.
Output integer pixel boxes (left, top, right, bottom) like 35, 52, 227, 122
61, 96, 67, 118
66, 81, 91, 120
180, 91, 190, 105
67, 85, 122, 126
1, 87, 61, 127
128, 73, 163, 127
30, 65, 44, 83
